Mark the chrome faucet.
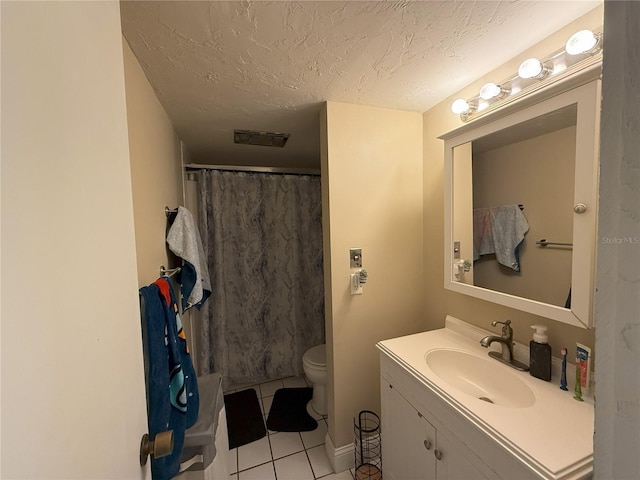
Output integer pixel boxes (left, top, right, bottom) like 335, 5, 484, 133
480, 320, 529, 371
480, 320, 514, 361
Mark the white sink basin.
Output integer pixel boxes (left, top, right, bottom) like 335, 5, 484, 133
425, 349, 536, 408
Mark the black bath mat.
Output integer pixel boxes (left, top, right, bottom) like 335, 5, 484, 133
266, 387, 318, 432
224, 388, 266, 449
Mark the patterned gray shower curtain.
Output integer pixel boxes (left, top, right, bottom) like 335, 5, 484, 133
197, 170, 324, 390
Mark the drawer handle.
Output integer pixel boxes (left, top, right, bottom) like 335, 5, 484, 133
434, 449, 443, 461
423, 440, 432, 451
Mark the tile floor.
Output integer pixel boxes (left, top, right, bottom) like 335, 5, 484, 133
226, 376, 356, 480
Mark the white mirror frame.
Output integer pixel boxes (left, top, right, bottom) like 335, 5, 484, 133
441, 71, 601, 329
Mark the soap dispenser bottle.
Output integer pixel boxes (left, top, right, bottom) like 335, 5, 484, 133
529, 325, 552, 381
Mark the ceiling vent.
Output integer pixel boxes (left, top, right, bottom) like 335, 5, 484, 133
233, 129, 289, 148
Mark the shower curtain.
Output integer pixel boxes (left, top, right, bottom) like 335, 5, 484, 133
197, 170, 324, 389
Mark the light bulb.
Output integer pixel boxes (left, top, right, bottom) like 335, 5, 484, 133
518, 58, 542, 79
566, 30, 598, 55
479, 83, 504, 100
451, 99, 470, 114
518, 58, 547, 79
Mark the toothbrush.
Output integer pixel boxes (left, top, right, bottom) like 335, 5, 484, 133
560, 347, 568, 391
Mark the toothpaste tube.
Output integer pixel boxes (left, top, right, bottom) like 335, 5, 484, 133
576, 343, 591, 395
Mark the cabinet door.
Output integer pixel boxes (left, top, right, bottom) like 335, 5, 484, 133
434, 428, 490, 480
381, 380, 436, 480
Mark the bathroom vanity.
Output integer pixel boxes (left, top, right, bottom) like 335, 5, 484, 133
377, 316, 594, 480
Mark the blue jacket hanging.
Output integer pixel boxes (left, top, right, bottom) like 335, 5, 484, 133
140, 278, 199, 480
154, 277, 199, 427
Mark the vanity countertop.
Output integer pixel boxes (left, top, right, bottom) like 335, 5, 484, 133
377, 316, 594, 479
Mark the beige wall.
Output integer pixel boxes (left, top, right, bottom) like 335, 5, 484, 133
321, 102, 424, 447
423, 8, 602, 361
1, 2, 148, 477
122, 38, 200, 368
473, 126, 575, 306
122, 38, 198, 367
123, 39, 183, 287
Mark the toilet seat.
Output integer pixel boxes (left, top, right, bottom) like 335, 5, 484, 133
303, 344, 326, 367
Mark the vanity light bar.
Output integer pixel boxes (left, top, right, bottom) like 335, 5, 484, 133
450, 28, 603, 121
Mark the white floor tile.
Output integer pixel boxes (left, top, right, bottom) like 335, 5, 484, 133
282, 375, 308, 388
307, 444, 333, 478
231, 474, 238, 480
229, 386, 259, 398
318, 470, 354, 480
259, 379, 284, 397
228, 447, 238, 474
237, 436, 272, 471
262, 395, 274, 417
268, 431, 304, 459
229, 381, 258, 392
301, 419, 327, 449
239, 461, 276, 480
273, 451, 315, 480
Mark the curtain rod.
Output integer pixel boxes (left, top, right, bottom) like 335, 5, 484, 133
184, 163, 320, 176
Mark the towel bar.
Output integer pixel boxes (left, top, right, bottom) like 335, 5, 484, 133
536, 239, 573, 247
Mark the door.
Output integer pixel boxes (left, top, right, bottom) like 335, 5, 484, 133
381, 381, 436, 480
1, 2, 150, 478
435, 428, 490, 480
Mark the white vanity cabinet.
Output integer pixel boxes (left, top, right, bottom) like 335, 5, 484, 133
381, 378, 489, 480
377, 319, 595, 480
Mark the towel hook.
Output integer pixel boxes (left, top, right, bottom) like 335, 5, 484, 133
160, 265, 181, 277
165, 206, 178, 217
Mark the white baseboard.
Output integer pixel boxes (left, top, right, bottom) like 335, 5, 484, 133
324, 433, 354, 474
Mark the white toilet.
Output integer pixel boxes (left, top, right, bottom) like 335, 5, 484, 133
302, 344, 327, 415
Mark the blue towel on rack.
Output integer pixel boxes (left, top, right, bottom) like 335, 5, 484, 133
473, 205, 529, 271
140, 278, 199, 480
491, 205, 529, 271
157, 277, 200, 427
140, 284, 184, 480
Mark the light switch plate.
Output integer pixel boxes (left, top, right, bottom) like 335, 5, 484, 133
350, 248, 362, 268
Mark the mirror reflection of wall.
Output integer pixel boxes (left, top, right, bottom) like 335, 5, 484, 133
469, 104, 577, 307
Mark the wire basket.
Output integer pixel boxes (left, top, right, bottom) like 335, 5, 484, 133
354, 410, 382, 480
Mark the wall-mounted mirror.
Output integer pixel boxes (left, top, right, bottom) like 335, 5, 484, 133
442, 78, 601, 328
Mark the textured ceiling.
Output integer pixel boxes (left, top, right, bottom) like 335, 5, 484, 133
120, 1, 600, 169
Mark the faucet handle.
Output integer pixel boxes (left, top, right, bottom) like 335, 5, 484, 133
491, 320, 511, 327
491, 320, 513, 338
